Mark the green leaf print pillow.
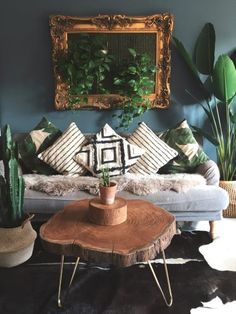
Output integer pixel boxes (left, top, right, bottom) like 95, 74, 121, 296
159, 119, 209, 173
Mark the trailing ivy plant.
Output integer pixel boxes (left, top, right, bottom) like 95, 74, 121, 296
113, 48, 157, 129
58, 34, 114, 106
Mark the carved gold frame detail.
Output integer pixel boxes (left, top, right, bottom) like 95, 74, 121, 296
49, 14, 174, 110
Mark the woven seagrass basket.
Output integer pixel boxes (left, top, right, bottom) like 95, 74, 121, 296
219, 181, 236, 218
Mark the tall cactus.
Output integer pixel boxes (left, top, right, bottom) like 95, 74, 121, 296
0, 125, 25, 227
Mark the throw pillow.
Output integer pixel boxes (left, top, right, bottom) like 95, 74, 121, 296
159, 119, 209, 173
74, 123, 144, 177
38, 122, 87, 175
127, 122, 178, 175
18, 117, 62, 175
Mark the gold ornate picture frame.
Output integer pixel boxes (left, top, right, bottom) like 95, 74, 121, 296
49, 14, 174, 110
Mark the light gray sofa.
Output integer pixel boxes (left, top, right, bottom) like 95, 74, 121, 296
22, 159, 229, 239
2, 133, 228, 239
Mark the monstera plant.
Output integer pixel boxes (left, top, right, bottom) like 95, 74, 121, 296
173, 23, 236, 217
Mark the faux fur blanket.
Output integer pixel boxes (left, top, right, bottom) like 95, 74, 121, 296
23, 173, 206, 196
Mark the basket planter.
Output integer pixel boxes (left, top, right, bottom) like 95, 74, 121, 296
219, 180, 236, 218
0, 221, 37, 268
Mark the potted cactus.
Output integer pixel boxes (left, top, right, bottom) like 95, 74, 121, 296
0, 124, 36, 267
99, 168, 117, 205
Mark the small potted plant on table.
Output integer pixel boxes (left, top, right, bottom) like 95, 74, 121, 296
89, 168, 127, 226
0, 125, 37, 267
99, 167, 117, 205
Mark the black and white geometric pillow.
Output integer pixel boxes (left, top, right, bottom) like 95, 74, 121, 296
74, 124, 145, 177
38, 122, 87, 175
127, 122, 178, 174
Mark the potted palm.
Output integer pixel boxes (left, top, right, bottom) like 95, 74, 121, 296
99, 168, 117, 205
173, 23, 236, 217
0, 124, 37, 267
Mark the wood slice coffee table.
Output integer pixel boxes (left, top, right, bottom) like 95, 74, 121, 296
40, 198, 176, 308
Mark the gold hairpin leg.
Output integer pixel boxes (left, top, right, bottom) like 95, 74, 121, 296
58, 255, 65, 308
57, 256, 80, 308
148, 249, 173, 307
69, 257, 80, 287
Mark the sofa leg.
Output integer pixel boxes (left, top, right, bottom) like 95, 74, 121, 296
209, 221, 217, 240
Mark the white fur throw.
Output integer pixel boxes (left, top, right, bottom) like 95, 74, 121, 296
23, 173, 206, 196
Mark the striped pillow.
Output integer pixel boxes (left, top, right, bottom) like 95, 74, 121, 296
38, 122, 87, 175
127, 122, 178, 174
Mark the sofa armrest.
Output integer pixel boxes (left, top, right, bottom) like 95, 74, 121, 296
195, 160, 220, 186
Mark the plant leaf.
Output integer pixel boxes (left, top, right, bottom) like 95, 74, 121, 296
213, 55, 236, 102
231, 113, 236, 123
172, 37, 200, 80
194, 23, 215, 75
191, 125, 219, 146
128, 48, 137, 58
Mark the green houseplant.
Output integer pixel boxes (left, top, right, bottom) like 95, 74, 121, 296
0, 124, 36, 267
58, 34, 114, 105
173, 23, 236, 216
99, 168, 117, 205
113, 48, 157, 129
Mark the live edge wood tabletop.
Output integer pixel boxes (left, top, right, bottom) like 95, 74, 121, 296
39, 198, 176, 268
40, 198, 176, 308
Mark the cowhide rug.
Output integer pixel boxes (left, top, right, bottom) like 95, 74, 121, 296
23, 172, 206, 196
190, 296, 236, 313
0, 230, 236, 314
199, 218, 236, 272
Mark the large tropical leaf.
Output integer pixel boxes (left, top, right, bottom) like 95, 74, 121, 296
172, 37, 200, 80
229, 95, 236, 115
213, 55, 236, 103
194, 23, 215, 75
173, 37, 211, 99
231, 114, 236, 124
190, 125, 219, 146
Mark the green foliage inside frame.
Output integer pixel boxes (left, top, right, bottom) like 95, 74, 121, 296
113, 48, 157, 128
58, 35, 157, 128
58, 34, 114, 105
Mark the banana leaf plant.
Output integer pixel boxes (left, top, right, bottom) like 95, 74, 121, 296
173, 23, 236, 180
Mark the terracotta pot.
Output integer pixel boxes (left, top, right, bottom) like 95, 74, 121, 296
0, 221, 37, 268
219, 180, 236, 218
99, 182, 117, 205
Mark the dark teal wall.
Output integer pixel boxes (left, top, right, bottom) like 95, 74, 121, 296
0, 0, 236, 158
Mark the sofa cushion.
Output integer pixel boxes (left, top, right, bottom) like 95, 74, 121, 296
160, 119, 209, 173
127, 122, 178, 175
74, 123, 144, 177
38, 122, 87, 175
18, 117, 62, 175
23, 186, 228, 221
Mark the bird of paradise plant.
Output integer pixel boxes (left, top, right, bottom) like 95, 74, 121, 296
173, 23, 236, 181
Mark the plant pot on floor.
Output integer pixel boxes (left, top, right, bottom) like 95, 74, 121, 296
99, 182, 117, 205
0, 124, 37, 267
0, 220, 37, 267
219, 181, 236, 218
